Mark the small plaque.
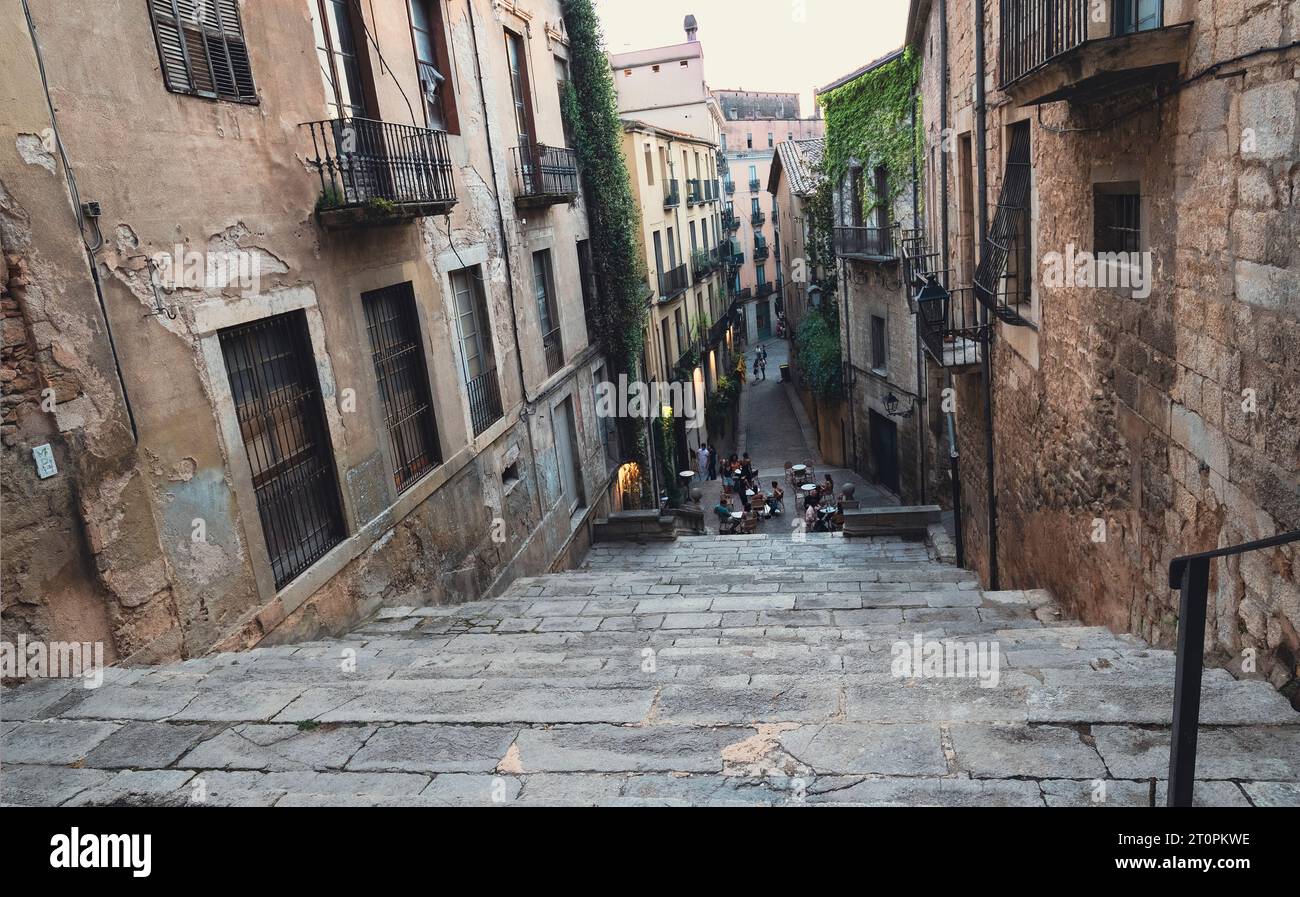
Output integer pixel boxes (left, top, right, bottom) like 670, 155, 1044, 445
33, 443, 58, 479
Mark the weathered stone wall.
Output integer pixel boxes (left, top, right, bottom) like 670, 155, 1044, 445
1, 0, 616, 667
919, 0, 1299, 691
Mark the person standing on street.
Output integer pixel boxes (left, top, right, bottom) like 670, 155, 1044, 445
707, 444, 718, 480
696, 443, 709, 479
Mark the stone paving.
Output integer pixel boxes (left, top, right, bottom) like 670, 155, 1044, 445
3, 532, 1297, 806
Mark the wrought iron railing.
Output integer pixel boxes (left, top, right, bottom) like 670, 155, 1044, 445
751, 210, 766, 226
511, 143, 579, 201
725, 180, 736, 195
466, 367, 504, 436
754, 281, 775, 298
833, 225, 896, 259
748, 178, 761, 192
723, 211, 740, 231
691, 249, 715, 282
1166, 530, 1300, 807
664, 179, 680, 207
687, 179, 703, 204
305, 117, 456, 212
999, 0, 1090, 88
753, 238, 769, 261
658, 263, 689, 300
542, 327, 564, 376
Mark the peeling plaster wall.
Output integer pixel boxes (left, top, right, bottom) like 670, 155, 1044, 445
1, 0, 617, 666
919, 0, 1299, 690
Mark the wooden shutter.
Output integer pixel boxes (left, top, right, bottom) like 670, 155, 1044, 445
148, 0, 257, 103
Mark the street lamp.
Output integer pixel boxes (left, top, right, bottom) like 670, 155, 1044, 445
808, 282, 823, 310
884, 392, 915, 418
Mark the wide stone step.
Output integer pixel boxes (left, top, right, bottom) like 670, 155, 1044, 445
6, 523, 1298, 807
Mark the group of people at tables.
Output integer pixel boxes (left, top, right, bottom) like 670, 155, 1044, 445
712, 457, 847, 535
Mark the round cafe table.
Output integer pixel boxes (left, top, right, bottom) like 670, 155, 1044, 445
800, 483, 817, 493
791, 464, 807, 474
745, 490, 755, 498
730, 512, 743, 520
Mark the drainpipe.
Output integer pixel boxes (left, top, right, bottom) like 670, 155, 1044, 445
974, 0, 999, 589
911, 92, 926, 505
939, 0, 963, 567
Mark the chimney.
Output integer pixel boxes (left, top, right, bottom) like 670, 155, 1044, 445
684, 14, 698, 42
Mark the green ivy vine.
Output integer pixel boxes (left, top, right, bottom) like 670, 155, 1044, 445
795, 309, 843, 401
561, 0, 651, 493
818, 49, 921, 217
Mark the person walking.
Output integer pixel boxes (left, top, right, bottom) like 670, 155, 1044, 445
706, 444, 718, 480
696, 443, 709, 479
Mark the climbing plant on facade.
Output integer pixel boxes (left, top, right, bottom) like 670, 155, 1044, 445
561, 0, 651, 492
795, 309, 844, 401
818, 49, 921, 217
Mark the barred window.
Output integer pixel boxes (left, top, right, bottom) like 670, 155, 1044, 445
219, 313, 344, 588
1094, 185, 1142, 254
362, 283, 442, 491
148, 0, 257, 103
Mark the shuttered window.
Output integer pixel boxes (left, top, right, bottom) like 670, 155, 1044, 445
148, 0, 257, 103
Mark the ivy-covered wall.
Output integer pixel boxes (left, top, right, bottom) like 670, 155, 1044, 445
819, 49, 921, 216
561, 0, 651, 490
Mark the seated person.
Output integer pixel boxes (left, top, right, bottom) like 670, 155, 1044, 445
714, 500, 739, 534
766, 481, 785, 517
823, 473, 835, 496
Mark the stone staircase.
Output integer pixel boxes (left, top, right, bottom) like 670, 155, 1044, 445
2, 533, 1296, 806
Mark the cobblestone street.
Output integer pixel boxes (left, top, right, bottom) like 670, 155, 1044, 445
4, 530, 1296, 806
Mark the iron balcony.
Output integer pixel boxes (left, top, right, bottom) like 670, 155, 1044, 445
687, 179, 703, 204
833, 225, 896, 260
658, 263, 689, 301
999, 0, 1189, 103
511, 143, 580, 208
305, 117, 456, 228
751, 210, 766, 227
664, 179, 681, 208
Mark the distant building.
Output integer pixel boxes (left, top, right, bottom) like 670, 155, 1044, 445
713, 90, 823, 342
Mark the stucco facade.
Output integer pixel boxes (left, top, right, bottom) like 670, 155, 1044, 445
2, 0, 620, 666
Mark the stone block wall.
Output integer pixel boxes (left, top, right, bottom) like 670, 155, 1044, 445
921, 0, 1299, 691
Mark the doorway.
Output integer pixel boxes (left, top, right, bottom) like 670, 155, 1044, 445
553, 396, 585, 517
756, 300, 772, 340
869, 410, 899, 495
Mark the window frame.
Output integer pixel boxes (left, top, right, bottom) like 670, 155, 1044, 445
406, 0, 460, 134
361, 282, 443, 493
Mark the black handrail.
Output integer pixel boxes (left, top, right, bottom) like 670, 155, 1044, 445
1166, 529, 1300, 807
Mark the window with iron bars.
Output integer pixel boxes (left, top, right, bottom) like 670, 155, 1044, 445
1094, 185, 1142, 254
219, 312, 344, 589
362, 283, 442, 492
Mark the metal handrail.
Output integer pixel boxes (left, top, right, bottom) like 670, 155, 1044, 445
1166, 529, 1300, 807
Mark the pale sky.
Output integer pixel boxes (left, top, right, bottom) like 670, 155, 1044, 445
593, 0, 910, 112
